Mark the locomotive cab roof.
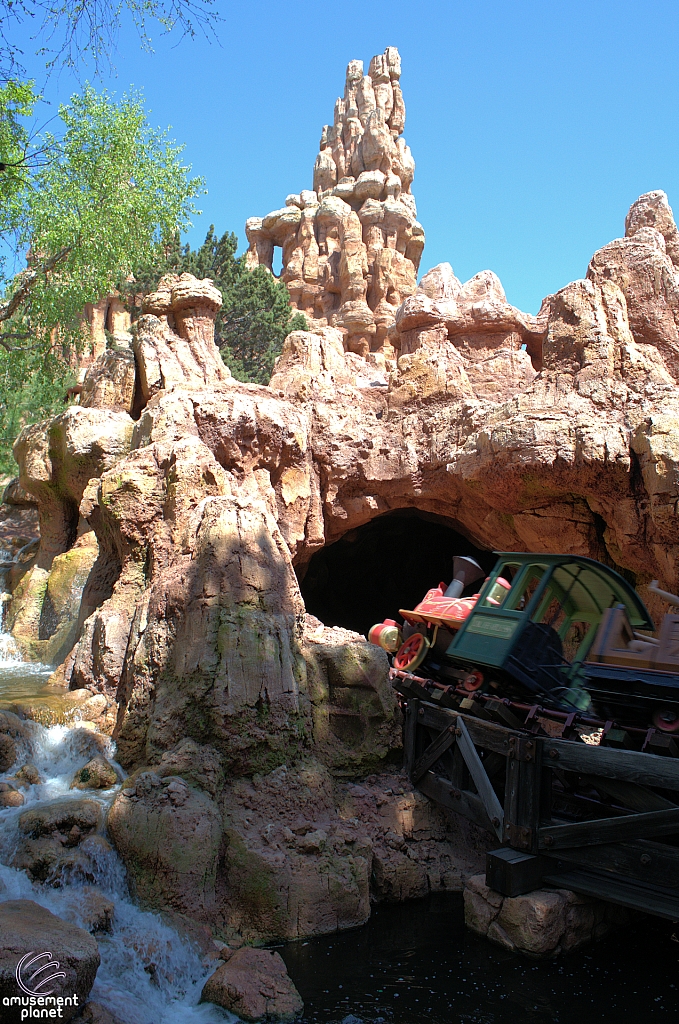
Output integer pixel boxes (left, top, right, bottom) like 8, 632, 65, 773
444, 552, 655, 699
487, 553, 654, 631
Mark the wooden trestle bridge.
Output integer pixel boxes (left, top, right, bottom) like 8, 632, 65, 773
397, 673, 679, 919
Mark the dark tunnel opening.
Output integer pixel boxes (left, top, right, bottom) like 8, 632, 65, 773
298, 509, 498, 638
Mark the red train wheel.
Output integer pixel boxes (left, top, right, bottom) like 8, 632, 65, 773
462, 669, 484, 692
394, 633, 430, 672
652, 708, 679, 733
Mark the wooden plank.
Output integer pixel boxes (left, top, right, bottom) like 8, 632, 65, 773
581, 775, 677, 812
538, 806, 679, 850
416, 771, 494, 835
448, 743, 469, 793
455, 717, 504, 840
541, 867, 679, 921
403, 700, 418, 779
411, 723, 456, 783
545, 839, 679, 891
504, 748, 521, 840
418, 702, 513, 756
503, 738, 543, 853
543, 737, 679, 791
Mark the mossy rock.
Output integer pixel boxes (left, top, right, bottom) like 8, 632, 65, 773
9, 532, 99, 665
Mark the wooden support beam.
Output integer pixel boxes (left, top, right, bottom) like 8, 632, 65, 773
418, 702, 513, 756
538, 806, 679, 850
503, 735, 543, 853
403, 694, 679, 924
542, 738, 679, 791
411, 723, 457, 783
455, 717, 505, 840
581, 775, 676, 812
546, 839, 679, 890
416, 771, 495, 835
403, 700, 418, 779
540, 867, 679, 920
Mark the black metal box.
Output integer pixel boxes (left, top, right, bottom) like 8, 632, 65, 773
486, 847, 545, 897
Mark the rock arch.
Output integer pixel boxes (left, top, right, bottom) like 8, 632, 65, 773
299, 507, 496, 637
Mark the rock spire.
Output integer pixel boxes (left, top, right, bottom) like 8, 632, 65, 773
244, 47, 424, 357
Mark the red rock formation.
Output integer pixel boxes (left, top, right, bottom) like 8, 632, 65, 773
10, 190, 679, 755
6, 60, 679, 944
245, 48, 423, 358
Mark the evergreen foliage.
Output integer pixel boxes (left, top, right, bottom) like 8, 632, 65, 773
124, 225, 307, 385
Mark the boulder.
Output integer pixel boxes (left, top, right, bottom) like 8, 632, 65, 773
72, 1002, 125, 1024
60, 888, 115, 935
0, 732, 17, 771
0, 900, 100, 1021
19, 799, 102, 839
8, 530, 100, 665
71, 756, 119, 791
200, 947, 303, 1022
12, 833, 114, 886
12, 763, 43, 787
463, 874, 629, 956
12, 799, 108, 884
0, 781, 24, 807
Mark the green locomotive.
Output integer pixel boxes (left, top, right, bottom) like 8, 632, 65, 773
371, 553, 679, 737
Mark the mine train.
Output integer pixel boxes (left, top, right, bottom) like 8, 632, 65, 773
369, 552, 679, 744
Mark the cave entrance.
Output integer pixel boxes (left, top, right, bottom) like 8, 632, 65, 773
299, 509, 497, 638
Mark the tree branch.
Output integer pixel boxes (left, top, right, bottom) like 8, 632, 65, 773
0, 331, 40, 352
0, 244, 72, 323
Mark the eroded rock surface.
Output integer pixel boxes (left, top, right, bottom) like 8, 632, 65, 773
246, 47, 423, 356
200, 947, 303, 1022
104, 756, 487, 943
463, 874, 629, 956
107, 770, 222, 919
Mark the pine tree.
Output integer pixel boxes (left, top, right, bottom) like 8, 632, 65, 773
123, 226, 307, 385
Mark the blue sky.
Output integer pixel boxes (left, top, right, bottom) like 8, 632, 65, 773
11, 0, 679, 312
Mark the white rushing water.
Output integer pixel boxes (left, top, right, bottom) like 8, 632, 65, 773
0, 721, 237, 1023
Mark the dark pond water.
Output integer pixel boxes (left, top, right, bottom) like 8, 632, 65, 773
279, 893, 678, 1024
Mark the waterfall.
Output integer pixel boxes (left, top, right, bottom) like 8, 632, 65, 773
0, 661, 237, 1022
